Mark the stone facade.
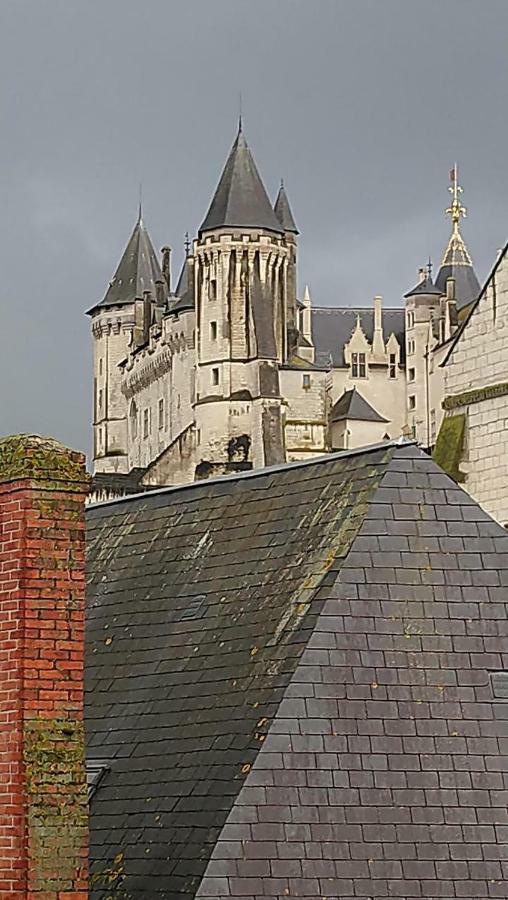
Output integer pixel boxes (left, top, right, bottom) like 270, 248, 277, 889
437, 245, 508, 525
88, 139, 482, 497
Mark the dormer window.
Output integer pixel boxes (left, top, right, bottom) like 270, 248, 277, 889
351, 352, 366, 378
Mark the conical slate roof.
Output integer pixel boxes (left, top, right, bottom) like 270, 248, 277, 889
274, 182, 299, 233
330, 387, 388, 423
199, 126, 283, 234
435, 234, 481, 309
404, 274, 442, 298
88, 212, 162, 314
168, 255, 194, 315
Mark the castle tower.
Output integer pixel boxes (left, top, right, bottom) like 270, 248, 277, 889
274, 180, 299, 356
194, 123, 292, 474
404, 265, 443, 447
87, 209, 163, 474
434, 165, 480, 309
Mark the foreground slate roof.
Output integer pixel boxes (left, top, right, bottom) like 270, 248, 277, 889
86, 442, 508, 899
311, 307, 406, 368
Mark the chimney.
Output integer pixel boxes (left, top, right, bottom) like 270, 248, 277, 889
0, 434, 89, 898
161, 246, 171, 292
446, 276, 456, 300
372, 295, 385, 357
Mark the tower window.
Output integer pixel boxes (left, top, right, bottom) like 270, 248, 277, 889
209, 279, 217, 301
389, 354, 397, 378
143, 409, 150, 439
351, 352, 366, 378
130, 400, 138, 439
409, 395, 416, 411
210, 321, 218, 341
407, 311, 415, 328
302, 374, 311, 390
408, 367, 415, 382
430, 408, 436, 442
98, 389, 103, 412
99, 358, 103, 376
408, 339, 415, 355
212, 368, 220, 386
158, 398, 164, 430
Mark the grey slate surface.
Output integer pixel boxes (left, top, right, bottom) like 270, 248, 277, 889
311, 307, 406, 368
88, 213, 163, 314
435, 261, 481, 310
329, 387, 388, 423
200, 128, 283, 235
273, 184, 299, 234
86, 444, 508, 899
404, 274, 442, 298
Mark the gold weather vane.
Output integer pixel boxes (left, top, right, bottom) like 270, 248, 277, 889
445, 164, 467, 235
441, 163, 473, 267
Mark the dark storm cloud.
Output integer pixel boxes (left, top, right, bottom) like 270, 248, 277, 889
1, 0, 507, 458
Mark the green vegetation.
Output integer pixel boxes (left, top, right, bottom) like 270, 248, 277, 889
433, 414, 466, 482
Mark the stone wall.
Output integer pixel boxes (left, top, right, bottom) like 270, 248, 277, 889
441, 252, 508, 523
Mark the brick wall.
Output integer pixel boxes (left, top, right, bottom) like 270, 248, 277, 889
0, 434, 89, 899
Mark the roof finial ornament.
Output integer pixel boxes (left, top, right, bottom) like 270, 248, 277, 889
184, 231, 191, 258
138, 182, 143, 223
280, 177, 284, 190
446, 163, 467, 237
238, 91, 243, 134
427, 257, 433, 279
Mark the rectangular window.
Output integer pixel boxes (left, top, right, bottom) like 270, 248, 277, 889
430, 408, 436, 442
143, 409, 149, 439
99, 358, 103, 376
389, 353, 397, 378
210, 321, 218, 341
351, 352, 366, 378
408, 367, 415, 382
158, 398, 164, 430
98, 389, 103, 412
407, 339, 415, 355
209, 279, 217, 301
212, 367, 219, 386
409, 395, 416, 411
302, 373, 311, 390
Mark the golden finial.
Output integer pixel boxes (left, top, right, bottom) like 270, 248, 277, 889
445, 163, 467, 235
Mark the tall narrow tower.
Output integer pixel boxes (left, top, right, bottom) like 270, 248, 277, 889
434, 165, 480, 308
87, 210, 162, 474
193, 123, 294, 474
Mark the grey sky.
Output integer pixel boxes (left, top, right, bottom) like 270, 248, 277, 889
1, 0, 507, 459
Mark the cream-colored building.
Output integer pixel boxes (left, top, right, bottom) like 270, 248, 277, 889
88, 136, 482, 501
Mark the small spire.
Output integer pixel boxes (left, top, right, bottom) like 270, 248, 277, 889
426, 257, 433, 278
138, 182, 143, 223
184, 231, 191, 257
238, 91, 243, 134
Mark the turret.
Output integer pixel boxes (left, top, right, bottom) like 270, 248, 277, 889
434, 165, 480, 309
86, 209, 163, 474
193, 122, 289, 475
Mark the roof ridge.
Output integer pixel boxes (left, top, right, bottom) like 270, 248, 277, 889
88, 439, 417, 511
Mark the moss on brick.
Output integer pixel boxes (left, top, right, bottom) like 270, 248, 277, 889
433, 414, 466, 483
0, 434, 89, 488
24, 718, 88, 891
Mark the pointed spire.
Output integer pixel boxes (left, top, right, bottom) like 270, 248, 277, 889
303, 285, 311, 305
199, 127, 283, 234
88, 213, 162, 314
435, 165, 480, 308
274, 180, 299, 234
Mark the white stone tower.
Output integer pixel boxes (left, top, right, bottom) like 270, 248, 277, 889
87, 209, 163, 474
193, 123, 298, 475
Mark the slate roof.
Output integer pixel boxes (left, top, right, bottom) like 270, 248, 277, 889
404, 274, 442, 298
329, 387, 388, 423
168, 255, 195, 315
200, 127, 283, 235
273, 182, 299, 234
311, 306, 406, 368
86, 443, 508, 899
435, 232, 481, 309
87, 213, 162, 315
